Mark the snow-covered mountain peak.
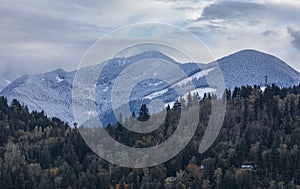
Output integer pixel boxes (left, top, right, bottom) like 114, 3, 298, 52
216, 49, 300, 88
1, 49, 299, 125
101, 50, 176, 67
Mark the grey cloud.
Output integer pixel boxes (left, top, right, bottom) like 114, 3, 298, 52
0, 3, 113, 75
227, 36, 237, 41
174, 6, 199, 10
206, 24, 228, 32
261, 30, 278, 37
195, 1, 300, 28
0, 5, 107, 43
188, 22, 228, 32
198, 1, 265, 22
288, 27, 300, 51
188, 24, 227, 36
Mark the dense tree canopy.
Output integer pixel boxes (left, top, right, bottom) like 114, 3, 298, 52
0, 83, 300, 188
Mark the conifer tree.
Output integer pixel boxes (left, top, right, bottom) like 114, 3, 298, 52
138, 104, 150, 122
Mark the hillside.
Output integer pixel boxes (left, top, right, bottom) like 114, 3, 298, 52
0, 84, 300, 188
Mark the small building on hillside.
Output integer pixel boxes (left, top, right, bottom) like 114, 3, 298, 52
241, 164, 254, 171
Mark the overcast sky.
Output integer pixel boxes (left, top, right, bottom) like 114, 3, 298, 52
1, 0, 300, 74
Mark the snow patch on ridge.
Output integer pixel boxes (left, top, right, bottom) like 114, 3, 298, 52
56, 76, 64, 83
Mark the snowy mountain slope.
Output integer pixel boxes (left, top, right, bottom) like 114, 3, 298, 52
215, 49, 300, 89
1, 49, 299, 125
0, 71, 20, 91
0, 51, 203, 125
79, 51, 205, 126
1, 68, 75, 123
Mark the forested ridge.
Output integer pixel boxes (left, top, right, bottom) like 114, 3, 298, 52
0, 84, 300, 188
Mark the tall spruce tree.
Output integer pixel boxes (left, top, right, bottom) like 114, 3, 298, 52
138, 104, 150, 122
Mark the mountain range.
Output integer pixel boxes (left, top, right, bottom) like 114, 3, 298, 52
0, 49, 299, 125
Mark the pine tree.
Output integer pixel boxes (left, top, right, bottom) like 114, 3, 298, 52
138, 104, 150, 122
186, 92, 193, 108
